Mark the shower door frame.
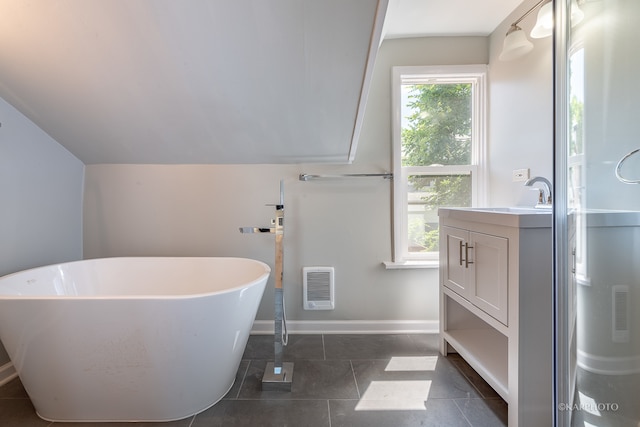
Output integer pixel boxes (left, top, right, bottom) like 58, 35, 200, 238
553, 0, 573, 425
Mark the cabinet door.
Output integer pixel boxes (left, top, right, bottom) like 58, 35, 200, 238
441, 226, 470, 298
469, 231, 509, 325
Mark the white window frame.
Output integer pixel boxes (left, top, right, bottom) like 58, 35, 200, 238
391, 65, 487, 265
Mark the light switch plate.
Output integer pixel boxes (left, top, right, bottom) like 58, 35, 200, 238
513, 168, 530, 182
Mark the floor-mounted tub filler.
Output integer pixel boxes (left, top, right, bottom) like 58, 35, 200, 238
240, 179, 294, 391
0, 256, 270, 422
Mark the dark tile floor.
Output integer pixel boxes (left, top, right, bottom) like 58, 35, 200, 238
0, 334, 507, 426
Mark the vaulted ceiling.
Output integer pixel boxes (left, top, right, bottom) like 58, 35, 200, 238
0, 0, 522, 164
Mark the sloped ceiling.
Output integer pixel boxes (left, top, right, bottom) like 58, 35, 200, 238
0, 0, 385, 164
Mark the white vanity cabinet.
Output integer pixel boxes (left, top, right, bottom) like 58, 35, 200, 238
438, 208, 552, 427
441, 226, 509, 325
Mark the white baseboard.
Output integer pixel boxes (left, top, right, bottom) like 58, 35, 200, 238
0, 362, 17, 387
251, 320, 439, 335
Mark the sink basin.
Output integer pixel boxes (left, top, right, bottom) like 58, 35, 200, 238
438, 207, 552, 228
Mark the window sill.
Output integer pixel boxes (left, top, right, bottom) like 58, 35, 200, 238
383, 260, 439, 270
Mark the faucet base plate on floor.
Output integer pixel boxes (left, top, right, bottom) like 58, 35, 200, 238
261, 362, 294, 392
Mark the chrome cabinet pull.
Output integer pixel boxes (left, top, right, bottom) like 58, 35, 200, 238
465, 243, 474, 268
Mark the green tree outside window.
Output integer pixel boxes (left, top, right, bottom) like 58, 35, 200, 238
401, 83, 473, 252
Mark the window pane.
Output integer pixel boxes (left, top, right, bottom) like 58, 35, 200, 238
407, 174, 472, 253
401, 83, 472, 167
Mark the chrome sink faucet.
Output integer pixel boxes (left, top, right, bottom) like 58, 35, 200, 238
525, 176, 553, 206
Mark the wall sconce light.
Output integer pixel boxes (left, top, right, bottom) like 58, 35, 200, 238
499, 0, 585, 61
530, 1, 553, 38
499, 23, 534, 61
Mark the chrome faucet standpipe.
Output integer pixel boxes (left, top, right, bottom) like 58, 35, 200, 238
239, 180, 293, 391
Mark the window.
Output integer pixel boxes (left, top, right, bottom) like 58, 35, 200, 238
391, 65, 487, 264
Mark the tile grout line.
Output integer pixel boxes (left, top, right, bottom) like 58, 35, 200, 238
349, 360, 361, 399
235, 361, 251, 400
326, 399, 332, 427
452, 398, 475, 427
452, 361, 490, 400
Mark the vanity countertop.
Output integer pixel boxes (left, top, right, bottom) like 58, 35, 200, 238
438, 207, 552, 228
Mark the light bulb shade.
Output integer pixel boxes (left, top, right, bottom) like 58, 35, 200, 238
531, 2, 553, 38
499, 26, 534, 61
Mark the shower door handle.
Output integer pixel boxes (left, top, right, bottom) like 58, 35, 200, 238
615, 148, 640, 184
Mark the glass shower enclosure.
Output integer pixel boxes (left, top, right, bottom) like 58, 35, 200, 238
556, 0, 640, 425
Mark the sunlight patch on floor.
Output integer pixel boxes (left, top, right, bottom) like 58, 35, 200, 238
385, 356, 438, 372
355, 380, 432, 411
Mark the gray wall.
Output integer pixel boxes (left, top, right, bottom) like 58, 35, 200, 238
0, 0, 554, 345
0, 97, 85, 365
83, 37, 490, 327
82, 26, 554, 328
488, 0, 554, 207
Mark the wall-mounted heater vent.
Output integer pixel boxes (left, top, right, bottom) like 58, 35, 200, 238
612, 285, 630, 343
303, 267, 334, 310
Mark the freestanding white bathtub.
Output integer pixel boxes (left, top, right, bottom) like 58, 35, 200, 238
0, 257, 269, 422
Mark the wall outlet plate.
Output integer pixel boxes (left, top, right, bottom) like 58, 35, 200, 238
512, 168, 530, 182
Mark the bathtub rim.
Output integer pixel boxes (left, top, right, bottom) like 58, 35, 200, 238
0, 256, 271, 300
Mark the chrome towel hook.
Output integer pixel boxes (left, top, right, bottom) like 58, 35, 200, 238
615, 148, 640, 184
